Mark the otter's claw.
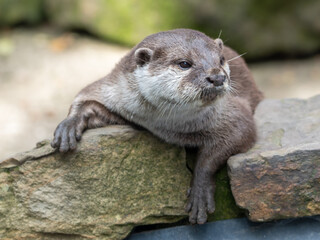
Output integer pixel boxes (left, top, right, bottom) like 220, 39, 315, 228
51, 117, 80, 152
185, 184, 215, 224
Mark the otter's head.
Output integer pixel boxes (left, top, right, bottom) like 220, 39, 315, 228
132, 29, 231, 108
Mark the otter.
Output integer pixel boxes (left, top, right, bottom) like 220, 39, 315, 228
51, 29, 263, 224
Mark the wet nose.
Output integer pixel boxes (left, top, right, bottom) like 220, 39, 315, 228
206, 75, 226, 86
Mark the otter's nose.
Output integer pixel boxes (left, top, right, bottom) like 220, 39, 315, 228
206, 75, 226, 87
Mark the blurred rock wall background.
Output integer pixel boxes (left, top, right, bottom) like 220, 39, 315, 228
1, 0, 320, 60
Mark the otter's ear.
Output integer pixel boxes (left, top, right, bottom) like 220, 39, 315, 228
214, 38, 224, 50
134, 48, 154, 66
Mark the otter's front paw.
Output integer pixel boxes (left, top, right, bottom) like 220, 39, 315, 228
185, 184, 215, 224
51, 117, 82, 152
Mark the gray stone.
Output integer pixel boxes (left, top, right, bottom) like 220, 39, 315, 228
228, 94, 320, 221
127, 217, 320, 240
0, 126, 191, 240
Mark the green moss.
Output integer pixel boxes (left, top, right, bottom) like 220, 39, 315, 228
186, 149, 244, 222
0, 171, 18, 230
0, 167, 20, 177
91, 0, 194, 46
208, 166, 245, 222
0, 0, 43, 26
1, 0, 320, 59
45, 0, 196, 46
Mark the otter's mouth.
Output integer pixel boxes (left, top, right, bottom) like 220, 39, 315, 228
200, 86, 226, 101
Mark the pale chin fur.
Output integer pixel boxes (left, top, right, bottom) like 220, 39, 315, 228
134, 63, 231, 103
134, 65, 196, 105
131, 62, 232, 121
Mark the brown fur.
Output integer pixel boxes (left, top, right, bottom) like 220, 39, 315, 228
51, 29, 263, 224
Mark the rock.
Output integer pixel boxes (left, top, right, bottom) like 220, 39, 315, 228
127, 217, 320, 240
43, 0, 320, 60
0, 126, 191, 240
0, 125, 242, 239
0, 0, 43, 26
228, 94, 320, 221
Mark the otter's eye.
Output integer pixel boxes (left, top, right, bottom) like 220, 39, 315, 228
178, 61, 192, 69
220, 56, 225, 66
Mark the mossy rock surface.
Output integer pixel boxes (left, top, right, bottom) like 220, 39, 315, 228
0, 126, 189, 239
43, 0, 320, 59
1, 0, 319, 59
0, 125, 241, 239
44, 0, 195, 46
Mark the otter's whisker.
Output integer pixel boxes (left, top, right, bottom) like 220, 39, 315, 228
227, 53, 247, 63
223, 38, 230, 44
228, 78, 240, 95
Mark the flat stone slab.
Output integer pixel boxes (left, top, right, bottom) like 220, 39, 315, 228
127, 217, 320, 240
0, 126, 191, 240
228, 94, 320, 221
0, 124, 243, 239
